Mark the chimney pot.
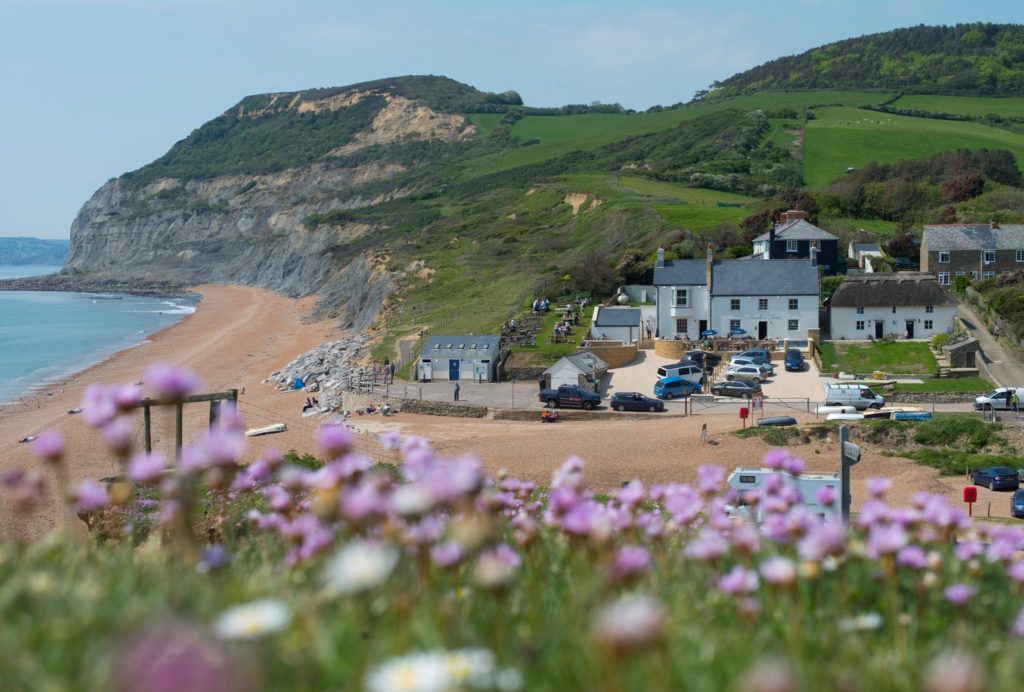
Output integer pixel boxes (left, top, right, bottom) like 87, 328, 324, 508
655, 247, 665, 268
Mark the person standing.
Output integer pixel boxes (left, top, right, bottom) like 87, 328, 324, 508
1011, 390, 1019, 413
453, 381, 460, 402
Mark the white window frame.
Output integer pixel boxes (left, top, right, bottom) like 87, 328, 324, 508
925, 305, 933, 314
983, 271, 995, 280
1017, 249, 1024, 263
673, 288, 688, 307
924, 320, 933, 330
730, 319, 741, 330
786, 240, 798, 253
788, 298, 798, 310
758, 298, 768, 310
938, 251, 950, 263
675, 318, 688, 334
856, 320, 865, 331
730, 299, 741, 311
937, 272, 950, 286
787, 319, 799, 331
983, 250, 996, 265
856, 307, 864, 315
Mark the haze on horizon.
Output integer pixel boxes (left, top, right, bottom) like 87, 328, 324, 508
0, 0, 1021, 239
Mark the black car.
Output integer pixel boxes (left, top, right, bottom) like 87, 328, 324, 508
971, 466, 1020, 491
1012, 489, 1024, 519
710, 379, 762, 398
610, 391, 666, 412
683, 350, 722, 369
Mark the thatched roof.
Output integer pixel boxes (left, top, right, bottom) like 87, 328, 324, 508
830, 273, 957, 308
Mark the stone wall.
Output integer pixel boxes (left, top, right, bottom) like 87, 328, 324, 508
888, 391, 980, 403
582, 342, 638, 368
654, 339, 688, 359
332, 390, 488, 418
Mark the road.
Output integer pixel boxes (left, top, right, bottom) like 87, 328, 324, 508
957, 303, 1024, 388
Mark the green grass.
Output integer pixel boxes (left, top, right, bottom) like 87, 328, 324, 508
819, 216, 899, 237
656, 205, 751, 229
891, 95, 1024, 118
891, 377, 992, 393
818, 341, 937, 375
804, 106, 1024, 188
509, 307, 594, 365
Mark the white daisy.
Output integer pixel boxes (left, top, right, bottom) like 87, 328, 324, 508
213, 599, 291, 639
324, 541, 399, 594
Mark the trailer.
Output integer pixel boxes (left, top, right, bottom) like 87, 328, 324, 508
726, 468, 842, 523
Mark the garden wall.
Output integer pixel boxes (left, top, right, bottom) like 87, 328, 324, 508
582, 342, 638, 369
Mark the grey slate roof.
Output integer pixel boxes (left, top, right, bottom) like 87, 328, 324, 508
852, 243, 882, 255
752, 219, 838, 242
712, 260, 819, 296
829, 273, 956, 308
923, 224, 1024, 251
546, 352, 609, 376
421, 335, 501, 359
652, 259, 707, 286
595, 307, 641, 327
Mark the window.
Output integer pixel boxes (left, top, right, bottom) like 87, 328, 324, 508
730, 299, 741, 310
970, 271, 979, 280
1017, 250, 1024, 263
673, 288, 688, 307
925, 305, 934, 314
433, 343, 440, 350
786, 240, 798, 253
938, 251, 950, 263
675, 318, 688, 334
938, 272, 950, 285
856, 307, 864, 315
482, 344, 490, 350
730, 319, 741, 330
856, 320, 865, 331
758, 298, 768, 310
983, 250, 995, 264
924, 320, 933, 330
788, 319, 799, 331
892, 306, 897, 314
788, 298, 798, 310
983, 271, 995, 280
955, 271, 965, 277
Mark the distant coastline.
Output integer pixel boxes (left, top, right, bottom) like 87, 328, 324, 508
0, 272, 190, 297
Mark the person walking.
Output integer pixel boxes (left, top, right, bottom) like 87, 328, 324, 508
453, 381, 460, 402
1011, 390, 1019, 413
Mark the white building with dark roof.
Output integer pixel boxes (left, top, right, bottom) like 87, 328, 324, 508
544, 352, 609, 390
592, 307, 642, 344
417, 335, 501, 382
751, 210, 840, 275
829, 273, 956, 341
652, 247, 820, 342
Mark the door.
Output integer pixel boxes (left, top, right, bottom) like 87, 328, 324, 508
448, 359, 460, 381
758, 321, 768, 339
905, 320, 915, 339
699, 320, 707, 336
875, 322, 884, 339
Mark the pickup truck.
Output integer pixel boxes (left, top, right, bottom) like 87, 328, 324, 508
538, 385, 601, 410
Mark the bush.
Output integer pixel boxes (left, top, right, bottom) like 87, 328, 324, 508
930, 332, 951, 350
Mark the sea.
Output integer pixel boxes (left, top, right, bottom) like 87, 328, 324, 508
0, 265, 196, 404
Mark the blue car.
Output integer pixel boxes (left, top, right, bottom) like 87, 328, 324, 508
971, 466, 1020, 491
1012, 489, 1024, 519
784, 349, 805, 372
654, 376, 702, 400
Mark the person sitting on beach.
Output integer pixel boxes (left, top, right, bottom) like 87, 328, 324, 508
382, 403, 392, 416
302, 397, 314, 412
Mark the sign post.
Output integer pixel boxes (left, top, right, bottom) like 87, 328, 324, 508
751, 394, 764, 421
739, 406, 749, 429
839, 425, 861, 524
963, 486, 977, 517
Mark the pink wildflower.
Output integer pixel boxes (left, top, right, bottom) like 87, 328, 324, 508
612, 545, 652, 581
145, 363, 200, 400
31, 429, 64, 464
316, 424, 354, 459
127, 452, 166, 483
944, 584, 977, 606
74, 479, 109, 512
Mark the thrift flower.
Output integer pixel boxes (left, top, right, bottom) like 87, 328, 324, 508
31, 429, 64, 464
759, 556, 797, 588
213, 599, 291, 639
316, 424, 354, 459
323, 541, 399, 594
145, 363, 200, 400
944, 584, 977, 606
73, 479, 109, 512
127, 452, 166, 484
592, 594, 665, 652
611, 545, 652, 581
717, 565, 760, 595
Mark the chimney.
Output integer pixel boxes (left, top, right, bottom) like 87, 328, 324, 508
768, 224, 776, 259
655, 247, 665, 268
810, 245, 818, 268
706, 245, 714, 289
780, 209, 805, 224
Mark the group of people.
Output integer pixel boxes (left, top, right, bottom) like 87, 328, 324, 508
531, 298, 551, 313
355, 403, 392, 416
541, 410, 560, 423
373, 359, 397, 384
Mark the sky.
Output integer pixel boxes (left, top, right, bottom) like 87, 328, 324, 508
0, 0, 1021, 239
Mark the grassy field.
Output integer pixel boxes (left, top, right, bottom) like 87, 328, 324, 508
891, 377, 992, 393
890, 94, 1024, 118
463, 91, 893, 180
819, 216, 899, 237
819, 341, 937, 375
803, 106, 1024, 188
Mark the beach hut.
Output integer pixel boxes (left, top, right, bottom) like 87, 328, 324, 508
544, 352, 609, 391
417, 335, 501, 382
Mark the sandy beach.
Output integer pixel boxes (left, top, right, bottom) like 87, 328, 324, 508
0, 284, 344, 540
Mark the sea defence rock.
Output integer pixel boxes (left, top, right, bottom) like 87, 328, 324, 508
265, 335, 370, 410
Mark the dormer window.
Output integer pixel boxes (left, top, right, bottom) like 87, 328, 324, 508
938, 251, 950, 263
983, 250, 995, 264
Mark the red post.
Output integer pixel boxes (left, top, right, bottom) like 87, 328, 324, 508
963, 486, 977, 517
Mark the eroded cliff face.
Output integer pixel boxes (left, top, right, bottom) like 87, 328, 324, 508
64, 161, 401, 329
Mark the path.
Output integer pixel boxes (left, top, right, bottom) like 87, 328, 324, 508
957, 303, 1024, 388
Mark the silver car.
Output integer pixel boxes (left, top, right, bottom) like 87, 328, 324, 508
725, 365, 769, 384
728, 357, 774, 375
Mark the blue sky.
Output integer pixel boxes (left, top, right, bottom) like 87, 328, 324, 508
0, 0, 1021, 238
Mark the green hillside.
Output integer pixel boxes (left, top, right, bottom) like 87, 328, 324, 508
708, 23, 1024, 98
891, 94, 1024, 118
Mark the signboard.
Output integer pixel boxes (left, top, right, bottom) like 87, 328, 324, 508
751, 394, 764, 412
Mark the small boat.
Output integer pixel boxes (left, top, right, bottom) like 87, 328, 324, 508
826, 413, 864, 422
891, 410, 933, 421
244, 423, 287, 437
756, 416, 797, 427
863, 406, 925, 420
815, 405, 856, 416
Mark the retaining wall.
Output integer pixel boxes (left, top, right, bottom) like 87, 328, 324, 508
582, 342, 638, 368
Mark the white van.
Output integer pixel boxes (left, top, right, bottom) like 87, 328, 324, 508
974, 387, 1024, 411
656, 362, 704, 385
823, 383, 885, 411
726, 468, 842, 523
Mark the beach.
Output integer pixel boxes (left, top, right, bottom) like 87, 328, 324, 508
0, 284, 343, 540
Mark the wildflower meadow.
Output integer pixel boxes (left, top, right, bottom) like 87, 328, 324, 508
4, 364, 1024, 691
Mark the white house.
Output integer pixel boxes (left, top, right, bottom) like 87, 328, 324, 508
593, 307, 642, 344
652, 248, 820, 342
828, 273, 956, 341
544, 352, 609, 390
848, 242, 884, 271
417, 335, 501, 382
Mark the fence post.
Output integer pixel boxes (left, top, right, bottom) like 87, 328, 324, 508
143, 405, 152, 454
175, 403, 184, 459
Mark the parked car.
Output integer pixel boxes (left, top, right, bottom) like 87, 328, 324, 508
823, 384, 885, 410
737, 348, 771, 364
537, 385, 601, 410
656, 362, 704, 385
724, 366, 767, 384
683, 350, 721, 369
610, 392, 665, 412
654, 376, 702, 400
784, 349, 805, 372
973, 387, 1024, 411
971, 466, 1021, 491
1012, 489, 1024, 519
729, 357, 774, 374
711, 380, 762, 398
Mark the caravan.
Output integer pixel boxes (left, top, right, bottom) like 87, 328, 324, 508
726, 468, 842, 523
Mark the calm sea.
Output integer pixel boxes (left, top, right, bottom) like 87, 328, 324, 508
0, 265, 196, 404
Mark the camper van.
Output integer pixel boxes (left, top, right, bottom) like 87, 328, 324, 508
726, 468, 842, 523
823, 384, 885, 411
656, 362, 704, 385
